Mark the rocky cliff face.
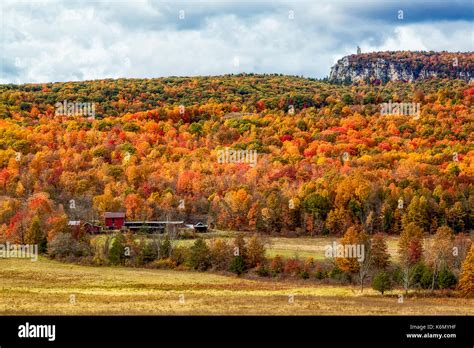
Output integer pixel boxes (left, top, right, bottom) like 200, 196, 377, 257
329, 51, 473, 83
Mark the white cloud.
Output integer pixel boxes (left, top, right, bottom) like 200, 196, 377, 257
0, 0, 472, 83
372, 22, 474, 52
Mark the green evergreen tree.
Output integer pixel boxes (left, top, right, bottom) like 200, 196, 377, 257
372, 271, 392, 295
189, 238, 211, 271
437, 267, 457, 289
108, 234, 125, 265
229, 255, 246, 275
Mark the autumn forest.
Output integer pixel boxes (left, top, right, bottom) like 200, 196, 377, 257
0, 72, 472, 243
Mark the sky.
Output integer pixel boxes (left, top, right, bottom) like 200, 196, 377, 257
1, 0, 473, 84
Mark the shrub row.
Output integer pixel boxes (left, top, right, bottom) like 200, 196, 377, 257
47, 232, 460, 291
48, 232, 267, 275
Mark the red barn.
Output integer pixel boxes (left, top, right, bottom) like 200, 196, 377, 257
68, 220, 102, 235
104, 212, 125, 230
84, 222, 102, 234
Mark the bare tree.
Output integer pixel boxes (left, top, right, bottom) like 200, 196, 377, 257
358, 234, 372, 292
425, 226, 455, 291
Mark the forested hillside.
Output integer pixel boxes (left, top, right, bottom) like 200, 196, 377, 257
0, 74, 472, 242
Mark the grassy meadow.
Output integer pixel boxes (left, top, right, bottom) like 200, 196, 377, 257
0, 252, 472, 315
263, 235, 400, 260
173, 232, 401, 261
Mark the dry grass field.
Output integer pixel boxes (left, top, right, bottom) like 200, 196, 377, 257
174, 232, 401, 260
0, 257, 472, 315
264, 235, 401, 260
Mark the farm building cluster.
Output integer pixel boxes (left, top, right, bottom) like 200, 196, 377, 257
68, 212, 208, 234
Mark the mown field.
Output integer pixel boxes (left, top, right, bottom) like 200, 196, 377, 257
169, 232, 401, 260
0, 256, 472, 315
264, 235, 400, 260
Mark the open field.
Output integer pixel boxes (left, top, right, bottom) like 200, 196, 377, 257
165, 232, 402, 260
0, 257, 472, 315
264, 235, 401, 260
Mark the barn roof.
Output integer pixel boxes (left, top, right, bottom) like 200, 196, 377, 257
104, 212, 125, 218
